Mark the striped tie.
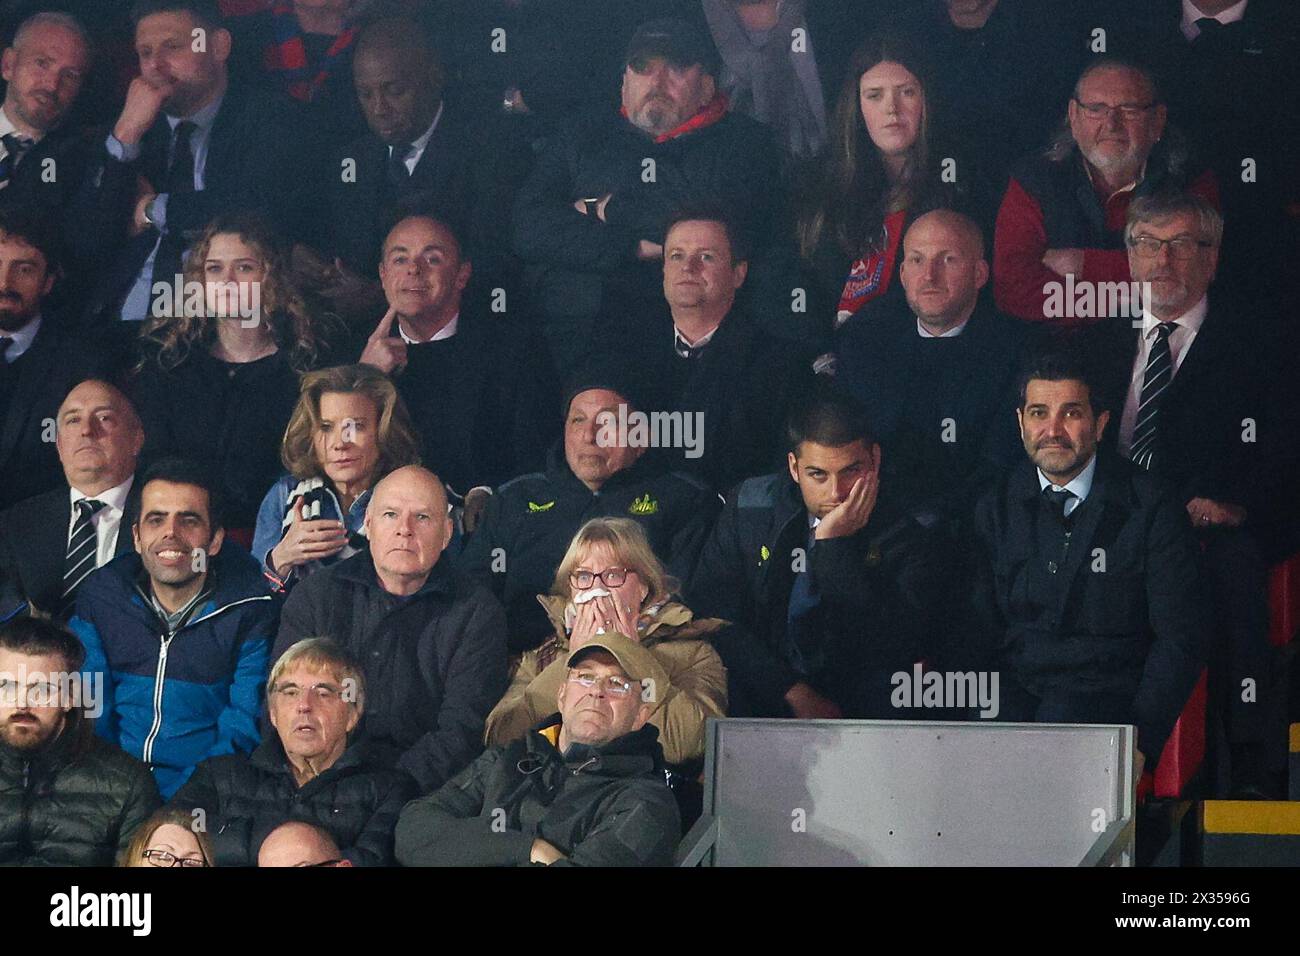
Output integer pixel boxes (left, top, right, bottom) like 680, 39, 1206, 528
1129, 323, 1175, 470
60, 499, 107, 617
0, 133, 34, 189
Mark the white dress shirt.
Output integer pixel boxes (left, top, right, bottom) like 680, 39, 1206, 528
399, 312, 458, 344
1118, 296, 1209, 454
916, 316, 969, 338
1182, 0, 1249, 41
1, 313, 41, 362
389, 102, 443, 176
69, 475, 134, 570
1037, 453, 1097, 518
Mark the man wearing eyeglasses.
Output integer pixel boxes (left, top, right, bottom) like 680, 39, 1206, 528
170, 638, 417, 865
395, 633, 680, 867
1085, 191, 1281, 797
0, 616, 160, 866
992, 57, 1219, 324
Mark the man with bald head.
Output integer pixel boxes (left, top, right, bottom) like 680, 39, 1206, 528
837, 208, 1025, 524
275, 465, 508, 792
258, 821, 352, 868
0, 378, 144, 618
305, 15, 522, 288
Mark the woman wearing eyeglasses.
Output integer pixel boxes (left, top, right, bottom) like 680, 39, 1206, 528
120, 807, 214, 868
484, 517, 728, 769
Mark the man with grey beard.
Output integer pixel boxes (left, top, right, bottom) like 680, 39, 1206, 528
511, 16, 783, 371
992, 57, 1218, 325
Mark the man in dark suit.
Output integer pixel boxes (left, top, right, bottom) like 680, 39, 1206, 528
1087, 191, 1280, 795
66, 0, 305, 330
966, 349, 1207, 781
302, 16, 522, 291
0, 11, 95, 215
836, 209, 1025, 526
0, 378, 143, 618
0, 205, 104, 509
604, 204, 812, 496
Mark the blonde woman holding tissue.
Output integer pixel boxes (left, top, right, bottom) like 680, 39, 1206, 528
484, 517, 728, 769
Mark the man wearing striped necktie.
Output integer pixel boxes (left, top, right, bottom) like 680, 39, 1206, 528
1104, 191, 1278, 797
0, 380, 144, 620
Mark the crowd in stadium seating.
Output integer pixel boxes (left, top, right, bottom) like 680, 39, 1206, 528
0, 0, 1298, 866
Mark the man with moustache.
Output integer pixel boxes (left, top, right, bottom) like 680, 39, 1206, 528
394, 633, 680, 867
0, 205, 105, 509
992, 58, 1218, 324
71, 458, 276, 798
964, 350, 1207, 777
67, 0, 304, 328
0, 616, 160, 866
0, 11, 95, 214
0, 379, 145, 619
274, 466, 507, 793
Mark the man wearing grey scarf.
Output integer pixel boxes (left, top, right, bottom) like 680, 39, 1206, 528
702, 0, 829, 159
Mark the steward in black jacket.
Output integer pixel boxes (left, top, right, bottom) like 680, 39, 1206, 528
0, 709, 159, 866
274, 552, 507, 793
458, 444, 720, 652
394, 716, 678, 867
966, 450, 1208, 763
687, 472, 940, 718
170, 736, 416, 867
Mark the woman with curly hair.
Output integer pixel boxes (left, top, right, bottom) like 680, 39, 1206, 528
131, 213, 339, 534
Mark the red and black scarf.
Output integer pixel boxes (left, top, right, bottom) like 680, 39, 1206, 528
262, 2, 358, 103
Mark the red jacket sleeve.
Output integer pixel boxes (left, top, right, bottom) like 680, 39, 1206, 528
993, 177, 1066, 323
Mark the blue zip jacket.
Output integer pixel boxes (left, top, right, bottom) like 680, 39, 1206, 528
70, 545, 277, 799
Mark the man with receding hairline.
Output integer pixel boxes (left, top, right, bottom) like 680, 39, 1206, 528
258, 820, 352, 867
836, 208, 1025, 523
0, 379, 145, 619
275, 465, 508, 792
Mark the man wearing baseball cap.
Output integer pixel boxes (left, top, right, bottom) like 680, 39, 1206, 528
512, 15, 784, 372
395, 632, 681, 867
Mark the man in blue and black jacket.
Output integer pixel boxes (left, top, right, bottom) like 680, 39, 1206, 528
71, 457, 276, 799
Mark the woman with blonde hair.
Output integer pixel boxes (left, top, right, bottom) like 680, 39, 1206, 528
252, 363, 421, 591
484, 517, 729, 769
131, 213, 340, 533
119, 807, 214, 868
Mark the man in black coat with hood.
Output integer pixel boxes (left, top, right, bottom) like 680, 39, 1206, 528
395, 632, 680, 867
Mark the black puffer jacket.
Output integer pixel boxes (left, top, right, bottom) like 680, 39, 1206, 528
395, 717, 679, 867
170, 736, 417, 867
0, 717, 160, 866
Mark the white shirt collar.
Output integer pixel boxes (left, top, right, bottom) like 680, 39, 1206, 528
1141, 294, 1208, 339
0, 106, 39, 145
168, 90, 224, 133
674, 324, 720, 354
1037, 452, 1098, 504
70, 474, 134, 513
1182, 0, 1249, 40
389, 101, 443, 159
399, 312, 458, 344
1, 313, 41, 361
916, 315, 969, 338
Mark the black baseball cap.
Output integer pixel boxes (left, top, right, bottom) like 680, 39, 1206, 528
625, 18, 720, 76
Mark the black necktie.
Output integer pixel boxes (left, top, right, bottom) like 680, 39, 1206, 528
0, 133, 34, 189
0, 336, 12, 361
1129, 322, 1175, 470
166, 121, 197, 194
674, 331, 707, 360
1194, 16, 1223, 42
61, 499, 107, 617
1043, 486, 1075, 518
387, 143, 414, 189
